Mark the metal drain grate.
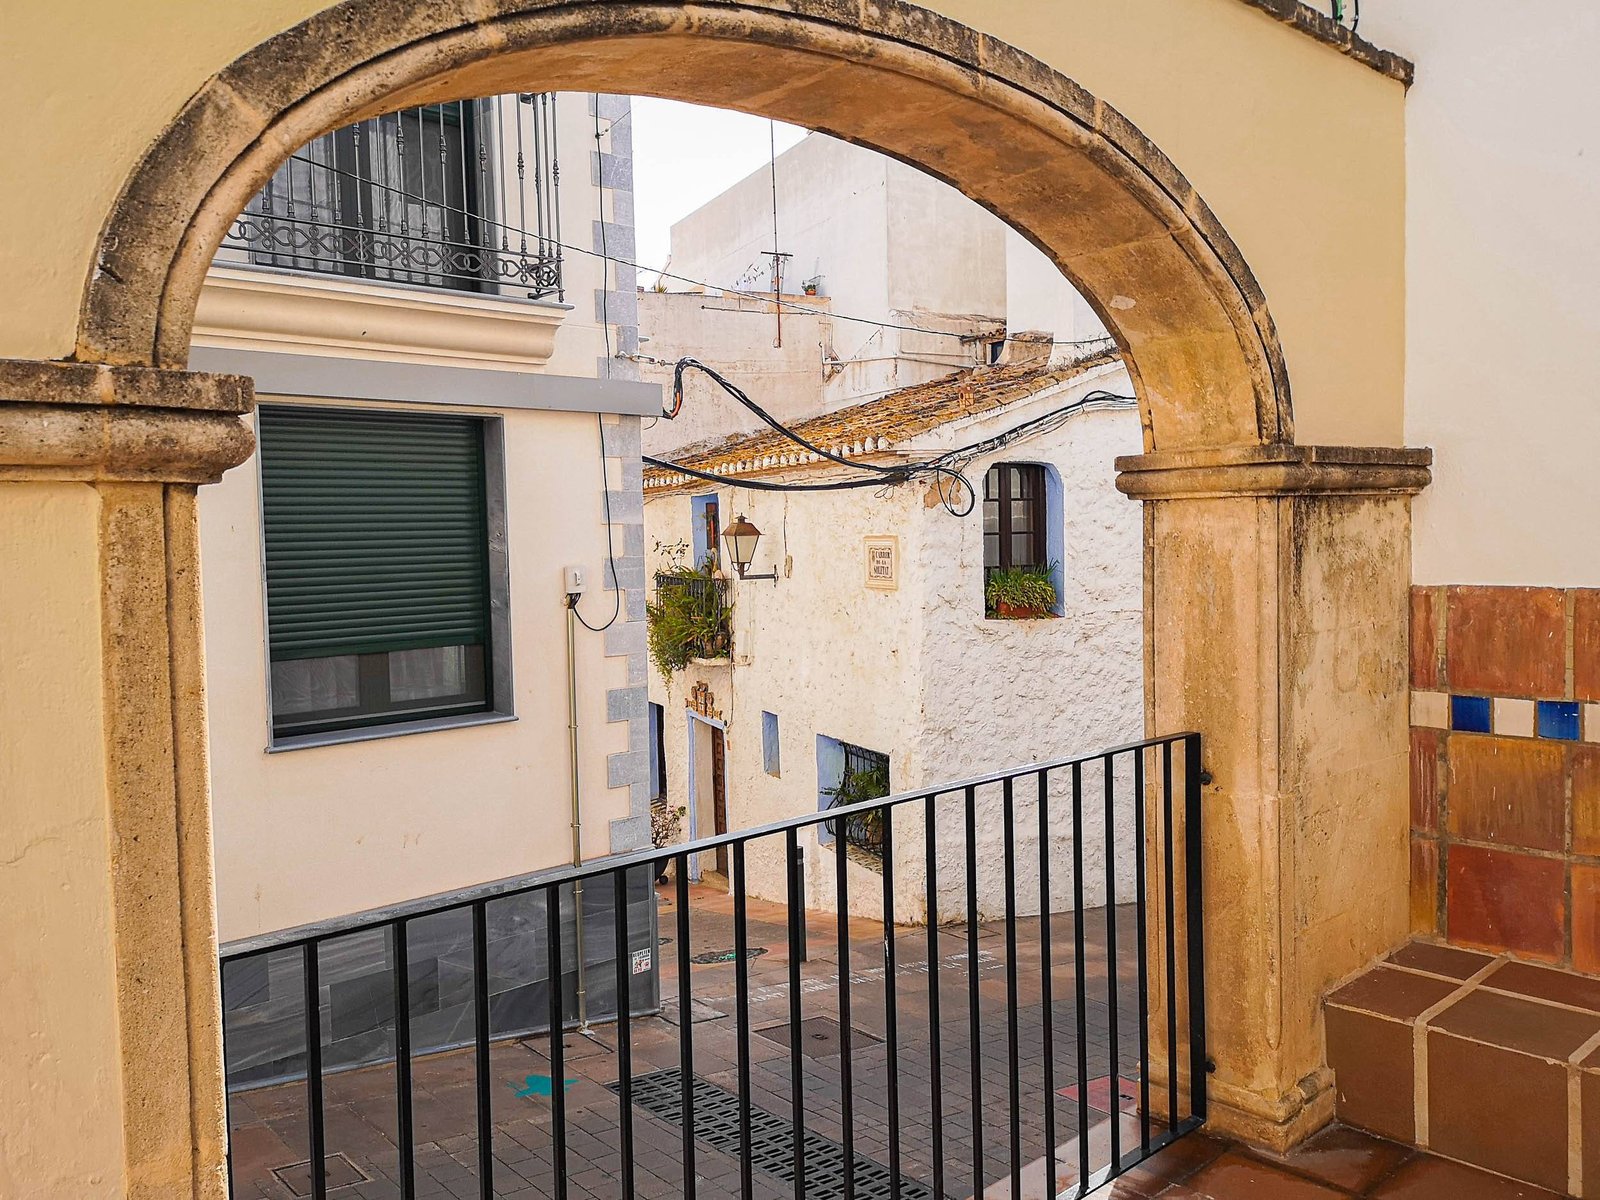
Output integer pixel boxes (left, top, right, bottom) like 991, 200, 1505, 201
614, 1068, 933, 1200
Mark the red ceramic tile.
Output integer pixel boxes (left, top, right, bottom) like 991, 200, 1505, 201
1446, 735, 1565, 854
1326, 1005, 1416, 1143
1179, 1151, 1350, 1200
1427, 1031, 1571, 1193
1487, 959, 1600, 1013
1410, 837, 1439, 936
1327, 964, 1460, 1021
1411, 587, 1440, 689
1429, 987, 1600, 1059
1386, 940, 1494, 980
1446, 586, 1566, 698
1410, 728, 1440, 834
1575, 745, 1600, 858
1266, 1123, 1414, 1193
1576, 589, 1600, 703
1446, 844, 1566, 962
1577, 864, 1600, 977
1371, 1151, 1567, 1199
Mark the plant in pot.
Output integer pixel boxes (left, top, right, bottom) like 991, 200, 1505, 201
650, 801, 688, 882
647, 559, 733, 680
820, 761, 890, 854
985, 562, 1059, 620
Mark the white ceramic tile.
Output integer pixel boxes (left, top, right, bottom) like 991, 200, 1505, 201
1493, 697, 1535, 738
1411, 690, 1448, 729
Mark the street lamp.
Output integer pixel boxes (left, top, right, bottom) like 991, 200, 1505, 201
722, 514, 778, 581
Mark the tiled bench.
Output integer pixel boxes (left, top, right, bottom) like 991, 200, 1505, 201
1326, 940, 1600, 1198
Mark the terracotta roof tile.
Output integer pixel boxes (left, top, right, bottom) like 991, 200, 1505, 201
644, 348, 1120, 489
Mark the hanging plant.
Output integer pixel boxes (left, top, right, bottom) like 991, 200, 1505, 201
647, 564, 733, 679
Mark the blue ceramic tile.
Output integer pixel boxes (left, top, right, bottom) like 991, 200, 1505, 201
1536, 700, 1580, 740
1450, 695, 1493, 733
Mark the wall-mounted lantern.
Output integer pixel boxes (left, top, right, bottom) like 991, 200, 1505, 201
722, 514, 779, 581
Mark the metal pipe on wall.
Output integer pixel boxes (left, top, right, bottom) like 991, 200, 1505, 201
565, 596, 590, 1030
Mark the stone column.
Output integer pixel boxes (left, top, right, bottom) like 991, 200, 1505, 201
0, 361, 252, 1198
1117, 444, 1431, 1152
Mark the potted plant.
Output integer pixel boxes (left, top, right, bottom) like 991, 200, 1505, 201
650, 801, 688, 882
647, 545, 734, 679
801, 276, 821, 296
820, 760, 891, 855
985, 562, 1059, 620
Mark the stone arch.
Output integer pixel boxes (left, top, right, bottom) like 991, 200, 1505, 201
79, 0, 1293, 453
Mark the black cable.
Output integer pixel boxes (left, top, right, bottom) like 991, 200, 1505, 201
648, 359, 1135, 516
572, 99, 622, 633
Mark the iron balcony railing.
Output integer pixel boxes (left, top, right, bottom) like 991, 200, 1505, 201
822, 742, 891, 860
221, 93, 562, 298
219, 733, 1207, 1200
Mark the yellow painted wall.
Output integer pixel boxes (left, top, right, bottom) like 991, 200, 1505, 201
1, 0, 1405, 447
0, 484, 126, 1197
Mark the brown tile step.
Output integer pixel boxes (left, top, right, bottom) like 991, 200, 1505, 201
1325, 938, 1600, 1198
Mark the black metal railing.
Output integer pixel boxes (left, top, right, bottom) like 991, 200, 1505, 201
822, 742, 891, 859
221, 93, 562, 298
220, 733, 1207, 1200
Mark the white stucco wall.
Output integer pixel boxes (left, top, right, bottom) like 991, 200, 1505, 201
1004, 228, 1110, 352
644, 360, 1144, 923
1356, 10, 1600, 586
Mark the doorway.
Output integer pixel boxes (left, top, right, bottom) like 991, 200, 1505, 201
685, 709, 728, 882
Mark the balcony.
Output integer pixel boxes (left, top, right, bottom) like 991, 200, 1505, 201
649, 570, 734, 676
218, 736, 1208, 1199
219, 93, 562, 300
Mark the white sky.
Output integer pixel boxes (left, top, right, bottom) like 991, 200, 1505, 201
628, 97, 808, 286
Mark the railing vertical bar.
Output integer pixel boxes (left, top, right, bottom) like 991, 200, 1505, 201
614, 868, 636, 1200
547, 887, 569, 1200
1071, 762, 1089, 1191
1104, 753, 1123, 1172
924, 794, 946, 1200
836, 821, 856, 1200
785, 828, 806, 1200
1002, 776, 1022, 1200
964, 784, 985, 1199
1133, 748, 1152, 1156
882, 809, 902, 1200
1184, 736, 1209, 1123
471, 901, 493, 1199
303, 941, 327, 1200
1162, 741, 1179, 1133
1037, 769, 1057, 1194
675, 855, 696, 1200
734, 842, 754, 1200
392, 921, 416, 1199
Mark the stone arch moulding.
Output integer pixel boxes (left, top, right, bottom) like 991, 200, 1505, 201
79, 0, 1293, 455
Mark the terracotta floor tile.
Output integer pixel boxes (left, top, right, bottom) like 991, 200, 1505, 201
1174, 1151, 1351, 1199
1264, 1125, 1415, 1194
1105, 1132, 1229, 1196
1327, 966, 1460, 1021
1485, 959, 1600, 1014
1384, 941, 1494, 980
1369, 1153, 1565, 1199
1428, 987, 1600, 1060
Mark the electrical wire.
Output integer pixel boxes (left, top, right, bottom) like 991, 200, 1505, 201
572, 99, 622, 634
647, 355, 1135, 516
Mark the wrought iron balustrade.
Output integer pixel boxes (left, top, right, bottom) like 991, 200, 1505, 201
221, 93, 562, 298
219, 734, 1207, 1200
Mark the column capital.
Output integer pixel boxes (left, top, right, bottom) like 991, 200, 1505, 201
0, 358, 254, 483
1116, 443, 1432, 500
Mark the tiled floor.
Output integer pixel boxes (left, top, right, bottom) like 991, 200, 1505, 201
228, 879, 1164, 1199
225, 886, 1547, 1200
1112, 1124, 1568, 1199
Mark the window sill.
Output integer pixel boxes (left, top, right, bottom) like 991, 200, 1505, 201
267, 710, 516, 753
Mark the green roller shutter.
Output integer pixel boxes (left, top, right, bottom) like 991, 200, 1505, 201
259, 406, 489, 662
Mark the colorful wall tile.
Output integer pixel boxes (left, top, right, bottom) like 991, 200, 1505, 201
1409, 585, 1600, 975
